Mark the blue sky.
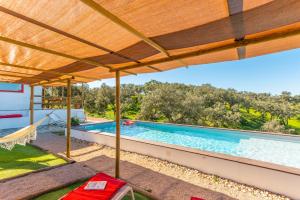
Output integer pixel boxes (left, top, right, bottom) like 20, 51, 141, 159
89, 49, 300, 95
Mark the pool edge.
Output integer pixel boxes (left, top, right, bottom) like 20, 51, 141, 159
70, 127, 300, 199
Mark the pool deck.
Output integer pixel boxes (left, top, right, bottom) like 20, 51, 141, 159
31, 131, 235, 200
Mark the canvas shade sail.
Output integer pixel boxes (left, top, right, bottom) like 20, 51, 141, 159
0, 0, 299, 85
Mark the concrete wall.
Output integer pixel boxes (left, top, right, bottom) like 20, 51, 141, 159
71, 129, 300, 199
0, 109, 85, 129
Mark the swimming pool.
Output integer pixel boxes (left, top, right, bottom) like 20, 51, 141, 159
80, 121, 300, 169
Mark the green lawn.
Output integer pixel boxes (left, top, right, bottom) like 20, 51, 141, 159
0, 144, 66, 180
33, 181, 151, 200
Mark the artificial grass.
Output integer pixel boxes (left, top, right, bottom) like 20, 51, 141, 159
33, 181, 151, 200
0, 144, 66, 180
33, 182, 84, 200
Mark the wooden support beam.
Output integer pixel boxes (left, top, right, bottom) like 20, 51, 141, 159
0, 62, 98, 81
0, 68, 56, 80
80, 0, 170, 57
0, 35, 109, 69
0, 6, 147, 69
115, 70, 121, 178
111, 27, 300, 72
0, 36, 136, 76
32, 77, 75, 86
0, 72, 46, 80
0, 78, 18, 83
66, 79, 72, 158
78, 0, 191, 69
30, 86, 34, 125
147, 66, 162, 72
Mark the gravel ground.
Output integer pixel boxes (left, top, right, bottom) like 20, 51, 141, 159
72, 139, 289, 200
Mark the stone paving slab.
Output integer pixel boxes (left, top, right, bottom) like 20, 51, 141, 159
0, 163, 96, 200
83, 155, 235, 200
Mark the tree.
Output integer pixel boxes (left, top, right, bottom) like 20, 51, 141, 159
79, 80, 300, 134
140, 84, 186, 122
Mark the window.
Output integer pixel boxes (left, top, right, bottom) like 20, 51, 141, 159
0, 82, 24, 93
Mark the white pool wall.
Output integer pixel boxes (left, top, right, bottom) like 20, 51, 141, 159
70, 128, 300, 199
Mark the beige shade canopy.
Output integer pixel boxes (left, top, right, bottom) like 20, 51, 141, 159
0, 0, 300, 85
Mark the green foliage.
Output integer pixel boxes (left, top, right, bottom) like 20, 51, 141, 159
83, 81, 300, 134
261, 120, 285, 132
0, 145, 66, 179
71, 117, 80, 126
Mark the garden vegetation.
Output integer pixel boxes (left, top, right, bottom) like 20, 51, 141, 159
48, 81, 300, 134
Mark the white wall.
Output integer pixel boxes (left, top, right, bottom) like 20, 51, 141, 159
0, 83, 85, 129
0, 85, 42, 116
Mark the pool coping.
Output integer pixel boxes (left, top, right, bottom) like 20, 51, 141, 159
72, 124, 300, 176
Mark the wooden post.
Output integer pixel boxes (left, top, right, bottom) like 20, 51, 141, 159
30, 85, 34, 125
66, 79, 72, 158
81, 83, 84, 109
115, 70, 121, 178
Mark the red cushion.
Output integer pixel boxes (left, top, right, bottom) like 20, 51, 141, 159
0, 114, 22, 119
191, 197, 205, 200
62, 173, 126, 200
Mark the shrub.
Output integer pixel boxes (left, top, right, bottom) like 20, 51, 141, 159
71, 117, 80, 126
261, 120, 284, 133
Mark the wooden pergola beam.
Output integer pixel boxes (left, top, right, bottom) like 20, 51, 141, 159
31, 77, 75, 86
78, 0, 191, 70
111, 27, 300, 72
0, 6, 153, 72
0, 72, 46, 80
115, 70, 121, 178
147, 66, 162, 72
0, 35, 110, 68
0, 78, 22, 83
0, 36, 136, 76
0, 62, 99, 81
80, 0, 170, 57
66, 79, 72, 158
0, 69, 40, 77
30, 86, 34, 125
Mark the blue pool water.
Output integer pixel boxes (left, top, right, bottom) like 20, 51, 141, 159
81, 121, 300, 169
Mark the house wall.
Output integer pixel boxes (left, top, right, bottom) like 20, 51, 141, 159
0, 85, 42, 116
0, 83, 85, 129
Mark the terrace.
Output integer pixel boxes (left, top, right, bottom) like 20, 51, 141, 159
0, 0, 300, 199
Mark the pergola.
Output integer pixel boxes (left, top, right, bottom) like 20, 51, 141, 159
1, 0, 300, 178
